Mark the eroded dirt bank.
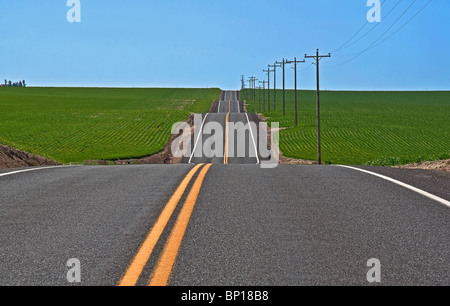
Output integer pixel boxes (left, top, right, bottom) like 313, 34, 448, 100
0, 145, 61, 169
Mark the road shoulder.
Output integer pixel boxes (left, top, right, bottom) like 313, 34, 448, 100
355, 166, 450, 201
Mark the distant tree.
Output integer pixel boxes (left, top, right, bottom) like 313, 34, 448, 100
19, 81, 23, 87
23, 80, 26, 87
4, 79, 6, 86
8, 80, 12, 87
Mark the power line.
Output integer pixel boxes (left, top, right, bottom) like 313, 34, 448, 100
338, 0, 402, 52
333, 0, 388, 53
299, 63, 314, 73
336, 0, 419, 66
370, 0, 433, 50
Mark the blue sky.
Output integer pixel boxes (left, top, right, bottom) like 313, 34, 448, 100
1, 0, 448, 90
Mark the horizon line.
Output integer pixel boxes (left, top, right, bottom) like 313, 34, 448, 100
5, 86, 450, 92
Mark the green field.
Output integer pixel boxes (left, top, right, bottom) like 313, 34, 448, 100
244, 89, 450, 165
0, 87, 221, 163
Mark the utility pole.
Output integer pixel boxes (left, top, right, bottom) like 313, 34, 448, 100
241, 75, 246, 100
285, 57, 305, 127
258, 85, 262, 113
259, 80, 267, 112
269, 63, 282, 111
248, 78, 252, 101
247, 77, 254, 102
248, 77, 257, 102
253, 78, 258, 103
263, 66, 274, 111
275, 59, 287, 116
305, 49, 331, 165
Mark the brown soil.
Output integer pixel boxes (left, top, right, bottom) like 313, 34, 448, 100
395, 159, 450, 172
0, 145, 61, 169
242, 101, 249, 113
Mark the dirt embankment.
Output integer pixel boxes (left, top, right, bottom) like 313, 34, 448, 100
396, 159, 450, 172
0, 145, 61, 169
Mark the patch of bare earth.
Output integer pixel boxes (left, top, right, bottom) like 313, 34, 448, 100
395, 159, 450, 172
0, 145, 61, 169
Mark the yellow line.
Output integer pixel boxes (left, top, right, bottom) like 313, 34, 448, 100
118, 164, 204, 286
223, 98, 232, 164
149, 164, 213, 286
224, 112, 229, 164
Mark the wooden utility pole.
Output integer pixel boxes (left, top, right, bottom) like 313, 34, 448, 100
258, 85, 261, 113
285, 57, 305, 127
305, 49, 331, 165
275, 59, 287, 116
248, 77, 257, 102
263, 66, 274, 111
259, 80, 267, 112
269, 63, 282, 111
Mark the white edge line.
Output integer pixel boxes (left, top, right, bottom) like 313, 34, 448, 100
188, 113, 209, 164
337, 165, 450, 208
0, 165, 74, 177
237, 99, 240, 113
218, 101, 221, 114
245, 113, 260, 165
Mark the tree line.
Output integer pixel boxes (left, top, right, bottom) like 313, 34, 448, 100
1, 80, 26, 87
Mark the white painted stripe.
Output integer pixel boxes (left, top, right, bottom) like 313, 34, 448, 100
188, 113, 209, 164
0, 166, 73, 177
245, 113, 260, 165
337, 165, 450, 208
237, 100, 240, 113
218, 101, 221, 113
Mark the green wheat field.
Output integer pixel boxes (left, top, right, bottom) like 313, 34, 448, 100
1, 87, 449, 165
244, 89, 450, 165
0, 87, 221, 163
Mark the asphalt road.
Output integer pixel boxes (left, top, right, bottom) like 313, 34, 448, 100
184, 91, 260, 165
0, 91, 448, 286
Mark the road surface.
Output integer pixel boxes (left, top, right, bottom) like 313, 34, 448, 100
0, 91, 448, 286
184, 91, 261, 165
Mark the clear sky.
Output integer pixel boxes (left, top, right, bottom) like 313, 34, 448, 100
1, 0, 449, 90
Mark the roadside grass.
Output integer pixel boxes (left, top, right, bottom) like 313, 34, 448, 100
0, 87, 221, 163
244, 89, 450, 165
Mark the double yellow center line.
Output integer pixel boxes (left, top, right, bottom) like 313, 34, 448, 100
118, 163, 212, 286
